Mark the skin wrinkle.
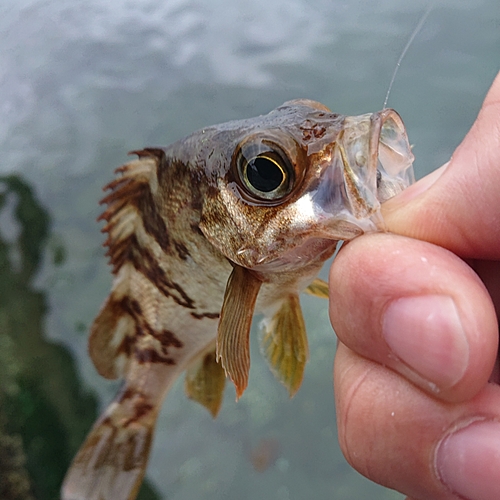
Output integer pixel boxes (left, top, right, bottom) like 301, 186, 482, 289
463, 148, 497, 241
337, 350, 379, 472
384, 165, 498, 261
334, 233, 497, 404
338, 346, 474, 500
447, 175, 482, 255
332, 246, 499, 497
336, 349, 440, 496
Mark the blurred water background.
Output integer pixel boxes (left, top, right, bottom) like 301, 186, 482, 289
0, 0, 498, 499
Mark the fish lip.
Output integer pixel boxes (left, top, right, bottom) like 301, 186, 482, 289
306, 108, 414, 238
371, 108, 415, 203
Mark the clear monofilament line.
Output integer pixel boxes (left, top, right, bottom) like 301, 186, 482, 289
383, 3, 434, 110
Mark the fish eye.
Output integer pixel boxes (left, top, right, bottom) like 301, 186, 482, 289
246, 154, 285, 192
236, 141, 294, 201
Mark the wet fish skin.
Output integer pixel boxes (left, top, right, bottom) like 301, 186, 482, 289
62, 100, 414, 500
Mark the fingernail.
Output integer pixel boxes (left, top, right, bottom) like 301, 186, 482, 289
436, 420, 500, 500
383, 295, 469, 390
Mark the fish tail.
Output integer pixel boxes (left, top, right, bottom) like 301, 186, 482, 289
61, 385, 160, 500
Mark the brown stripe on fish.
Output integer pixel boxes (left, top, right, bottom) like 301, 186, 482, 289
99, 149, 177, 271
190, 311, 220, 320
116, 388, 155, 424
132, 401, 155, 421
99, 154, 160, 269
136, 186, 171, 253
117, 387, 137, 402
174, 240, 190, 260
144, 149, 206, 218
134, 348, 176, 365
115, 235, 196, 309
190, 223, 205, 237
114, 389, 157, 426
117, 334, 135, 358
157, 329, 184, 349
133, 245, 195, 308
136, 148, 168, 186
116, 296, 184, 354
120, 296, 142, 316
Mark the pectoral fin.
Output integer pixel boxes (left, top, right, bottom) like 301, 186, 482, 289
261, 294, 308, 397
216, 265, 262, 400
185, 346, 226, 417
304, 278, 329, 299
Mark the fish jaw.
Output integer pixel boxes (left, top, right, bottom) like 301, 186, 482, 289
300, 108, 415, 239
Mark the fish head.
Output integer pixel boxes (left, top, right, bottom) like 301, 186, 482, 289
197, 100, 414, 272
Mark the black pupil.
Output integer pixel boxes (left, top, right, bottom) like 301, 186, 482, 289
246, 156, 284, 193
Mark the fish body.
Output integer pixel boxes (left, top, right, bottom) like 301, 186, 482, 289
62, 100, 414, 499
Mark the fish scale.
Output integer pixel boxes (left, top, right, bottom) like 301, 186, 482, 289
62, 99, 414, 500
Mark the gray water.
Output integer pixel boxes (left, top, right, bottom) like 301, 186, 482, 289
0, 0, 498, 499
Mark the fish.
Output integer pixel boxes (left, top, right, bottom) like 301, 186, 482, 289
61, 99, 414, 500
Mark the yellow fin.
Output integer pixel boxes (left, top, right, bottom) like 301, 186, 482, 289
304, 278, 329, 299
61, 388, 157, 500
216, 265, 262, 400
261, 294, 309, 396
185, 346, 226, 417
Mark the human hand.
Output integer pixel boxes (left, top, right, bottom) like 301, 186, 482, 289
330, 71, 500, 500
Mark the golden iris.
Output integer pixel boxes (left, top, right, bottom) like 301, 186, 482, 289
236, 141, 294, 201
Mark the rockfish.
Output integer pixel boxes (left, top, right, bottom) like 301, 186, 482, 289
62, 100, 414, 499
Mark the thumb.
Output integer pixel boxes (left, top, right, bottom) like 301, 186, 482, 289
382, 71, 500, 260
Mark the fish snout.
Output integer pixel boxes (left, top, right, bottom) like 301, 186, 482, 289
372, 108, 415, 203
308, 109, 414, 238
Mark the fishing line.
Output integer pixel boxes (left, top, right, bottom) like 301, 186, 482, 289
383, 3, 434, 110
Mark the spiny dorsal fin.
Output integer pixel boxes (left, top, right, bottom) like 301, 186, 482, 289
185, 345, 226, 417
260, 294, 309, 396
89, 150, 163, 379
304, 278, 329, 299
216, 265, 262, 400
99, 150, 160, 274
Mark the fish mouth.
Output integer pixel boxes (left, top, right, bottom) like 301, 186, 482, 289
371, 109, 415, 203
308, 108, 415, 238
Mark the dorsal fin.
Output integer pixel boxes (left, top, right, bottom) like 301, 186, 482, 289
99, 150, 162, 274
89, 150, 164, 379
